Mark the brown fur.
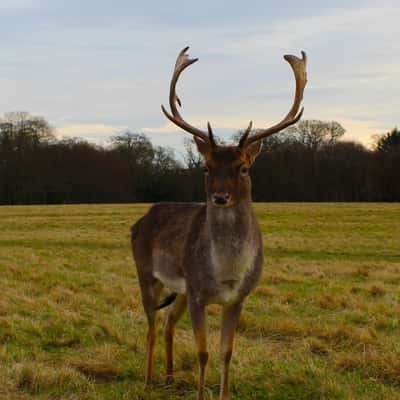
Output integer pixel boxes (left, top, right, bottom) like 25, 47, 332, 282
136, 46, 307, 399
131, 143, 264, 400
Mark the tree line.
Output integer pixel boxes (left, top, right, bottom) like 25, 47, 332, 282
0, 112, 399, 204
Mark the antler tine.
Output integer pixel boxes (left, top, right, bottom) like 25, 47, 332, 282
238, 120, 253, 147
161, 47, 211, 143
207, 121, 216, 146
243, 51, 307, 146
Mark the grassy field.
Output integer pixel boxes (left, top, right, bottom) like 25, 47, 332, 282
0, 203, 400, 400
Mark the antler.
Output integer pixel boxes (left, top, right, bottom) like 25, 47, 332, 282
240, 51, 307, 147
161, 47, 215, 145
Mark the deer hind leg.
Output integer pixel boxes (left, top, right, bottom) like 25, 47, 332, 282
219, 302, 243, 400
164, 294, 187, 384
188, 299, 208, 400
140, 279, 163, 387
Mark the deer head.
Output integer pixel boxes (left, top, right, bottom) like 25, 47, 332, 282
162, 47, 307, 207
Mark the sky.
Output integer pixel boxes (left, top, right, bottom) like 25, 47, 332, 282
1, 0, 399, 156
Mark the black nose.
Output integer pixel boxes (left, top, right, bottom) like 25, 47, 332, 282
212, 193, 231, 205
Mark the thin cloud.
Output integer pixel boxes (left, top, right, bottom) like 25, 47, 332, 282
0, 1, 399, 150
57, 123, 127, 138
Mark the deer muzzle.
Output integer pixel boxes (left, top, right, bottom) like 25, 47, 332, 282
212, 192, 231, 206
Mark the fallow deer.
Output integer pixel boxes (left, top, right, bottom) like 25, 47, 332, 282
131, 46, 307, 400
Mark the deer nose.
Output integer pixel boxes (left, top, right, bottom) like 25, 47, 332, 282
212, 192, 231, 206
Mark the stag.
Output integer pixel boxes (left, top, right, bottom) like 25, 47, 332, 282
131, 46, 307, 400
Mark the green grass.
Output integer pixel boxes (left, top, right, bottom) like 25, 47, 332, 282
0, 203, 400, 399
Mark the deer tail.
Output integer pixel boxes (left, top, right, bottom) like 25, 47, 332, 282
155, 293, 178, 310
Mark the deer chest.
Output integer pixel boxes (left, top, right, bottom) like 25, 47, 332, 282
209, 239, 256, 305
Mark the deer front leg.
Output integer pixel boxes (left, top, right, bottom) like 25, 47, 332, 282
189, 298, 208, 400
219, 302, 243, 400
164, 294, 187, 384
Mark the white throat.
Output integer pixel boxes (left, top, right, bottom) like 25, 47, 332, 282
209, 206, 255, 284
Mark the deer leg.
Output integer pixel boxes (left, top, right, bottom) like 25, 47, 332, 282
189, 299, 208, 400
164, 294, 187, 384
219, 302, 243, 400
141, 280, 163, 387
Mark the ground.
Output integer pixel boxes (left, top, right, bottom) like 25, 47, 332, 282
0, 203, 399, 400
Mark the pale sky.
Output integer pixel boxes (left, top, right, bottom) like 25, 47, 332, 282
1, 0, 399, 155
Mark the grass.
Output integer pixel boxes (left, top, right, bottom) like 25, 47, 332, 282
0, 203, 399, 399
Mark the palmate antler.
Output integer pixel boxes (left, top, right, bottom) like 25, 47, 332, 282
161, 47, 307, 148
161, 47, 216, 146
239, 51, 307, 147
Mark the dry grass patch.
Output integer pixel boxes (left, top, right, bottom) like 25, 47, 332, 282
375, 316, 400, 331
368, 284, 387, 298
0, 320, 16, 344
305, 337, 330, 356
266, 273, 300, 285
178, 349, 198, 372
238, 315, 378, 351
67, 344, 129, 382
315, 325, 378, 350
1, 203, 400, 399
254, 286, 278, 298
239, 315, 307, 340
15, 362, 90, 394
318, 294, 350, 310
49, 286, 76, 303
351, 267, 370, 278
335, 349, 400, 386
90, 321, 126, 345
0, 298, 10, 316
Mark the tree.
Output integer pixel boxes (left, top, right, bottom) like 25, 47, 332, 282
0, 111, 54, 150
286, 120, 345, 150
375, 128, 400, 153
374, 128, 400, 201
109, 132, 155, 200
232, 120, 345, 152
183, 137, 203, 169
110, 132, 154, 167
153, 146, 180, 171
0, 111, 399, 204
181, 138, 205, 201
0, 112, 55, 204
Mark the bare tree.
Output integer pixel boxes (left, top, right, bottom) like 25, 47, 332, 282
286, 119, 345, 150
183, 137, 203, 169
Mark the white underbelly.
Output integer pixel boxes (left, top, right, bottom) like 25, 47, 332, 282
210, 241, 255, 305
211, 243, 254, 282
153, 246, 186, 294
154, 270, 186, 294
212, 283, 241, 305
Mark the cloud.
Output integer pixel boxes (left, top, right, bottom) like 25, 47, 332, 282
143, 116, 251, 134
1, 1, 399, 151
337, 118, 387, 148
56, 123, 127, 144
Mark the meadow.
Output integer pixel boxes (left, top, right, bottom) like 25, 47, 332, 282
0, 203, 399, 400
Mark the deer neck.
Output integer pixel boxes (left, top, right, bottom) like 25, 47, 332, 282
206, 199, 254, 240
207, 201, 255, 259
206, 197, 256, 285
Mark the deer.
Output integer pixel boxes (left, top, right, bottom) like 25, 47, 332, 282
131, 46, 307, 400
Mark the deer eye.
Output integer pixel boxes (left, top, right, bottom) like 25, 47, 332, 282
240, 166, 249, 176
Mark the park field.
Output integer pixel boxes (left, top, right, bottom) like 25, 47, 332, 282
0, 203, 400, 400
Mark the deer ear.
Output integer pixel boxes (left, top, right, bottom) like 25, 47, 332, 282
245, 140, 263, 163
194, 137, 212, 158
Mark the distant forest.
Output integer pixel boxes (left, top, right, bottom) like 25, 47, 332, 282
0, 112, 399, 204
